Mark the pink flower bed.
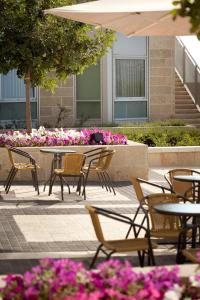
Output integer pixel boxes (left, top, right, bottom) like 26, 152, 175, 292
0, 127, 127, 147
1, 258, 200, 299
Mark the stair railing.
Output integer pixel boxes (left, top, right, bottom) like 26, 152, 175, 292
175, 37, 200, 107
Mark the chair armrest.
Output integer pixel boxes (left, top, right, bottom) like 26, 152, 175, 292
92, 205, 150, 236
8, 146, 37, 165
83, 147, 105, 155
138, 177, 172, 193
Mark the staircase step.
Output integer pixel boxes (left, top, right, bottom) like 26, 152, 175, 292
175, 108, 198, 114
175, 90, 189, 94
175, 104, 196, 109
175, 96, 193, 101
175, 113, 200, 119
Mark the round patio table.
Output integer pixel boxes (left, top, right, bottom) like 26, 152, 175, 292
173, 175, 200, 203
154, 203, 200, 263
40, 148, 76, 191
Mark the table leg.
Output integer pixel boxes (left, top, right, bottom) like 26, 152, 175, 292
44, 154, 60, 192
176, 216, 187, 263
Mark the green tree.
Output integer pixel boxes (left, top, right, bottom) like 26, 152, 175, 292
0, 0, 114, 132
173, 0, 200, 38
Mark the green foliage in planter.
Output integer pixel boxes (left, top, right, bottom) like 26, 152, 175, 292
108, 127, 200, 147
101, 119, 186, 128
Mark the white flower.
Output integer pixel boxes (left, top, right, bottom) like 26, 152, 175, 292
190, 275, 200, 287
164, 284, 183, 300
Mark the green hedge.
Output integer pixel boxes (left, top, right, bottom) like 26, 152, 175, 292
107, 127, 200, 147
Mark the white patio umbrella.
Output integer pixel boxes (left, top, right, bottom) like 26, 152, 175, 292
45, 0, 191, 36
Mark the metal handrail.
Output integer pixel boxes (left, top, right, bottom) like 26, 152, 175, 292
175, 37, 200, 107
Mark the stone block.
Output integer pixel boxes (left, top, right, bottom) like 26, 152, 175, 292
0, 142, 149, 182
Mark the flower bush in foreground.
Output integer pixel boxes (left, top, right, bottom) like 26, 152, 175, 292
1, 258, 200, 300
0, 127, 127, 147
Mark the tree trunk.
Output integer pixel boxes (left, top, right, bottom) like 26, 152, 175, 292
25, 71, 32, 133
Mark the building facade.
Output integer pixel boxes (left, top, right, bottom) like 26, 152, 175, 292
0, 35, 175, 128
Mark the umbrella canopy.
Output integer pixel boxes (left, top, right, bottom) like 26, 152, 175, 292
45, 0, 191, 36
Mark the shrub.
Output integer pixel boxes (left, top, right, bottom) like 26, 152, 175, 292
109, 127, 200, 147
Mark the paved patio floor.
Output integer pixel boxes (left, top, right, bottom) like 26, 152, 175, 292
0, 167, 195, 275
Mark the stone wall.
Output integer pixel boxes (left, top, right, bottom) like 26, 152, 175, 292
148, 146, 200, 167
39, 76, 74, 128
149, 37, 175, 121
0, 142, 148, 183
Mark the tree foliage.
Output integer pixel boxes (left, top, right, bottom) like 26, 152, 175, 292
173, 0, 200, 38
0, 0, 115, 130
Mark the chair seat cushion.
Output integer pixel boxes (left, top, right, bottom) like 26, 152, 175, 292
104, 238, 157, 252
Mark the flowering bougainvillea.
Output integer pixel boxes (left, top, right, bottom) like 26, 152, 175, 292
0, 127, 127, 147
0, 258, 184, 300
1, 257, 200, 299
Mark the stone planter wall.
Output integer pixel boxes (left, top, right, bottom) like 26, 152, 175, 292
0, 141, 148, 183
148, 146, 200, 167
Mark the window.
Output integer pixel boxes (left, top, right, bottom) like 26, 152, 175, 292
76, 62, 101, 120
0, 69, 36, 102
0, 69, 37, 127
114, 58, 147, 120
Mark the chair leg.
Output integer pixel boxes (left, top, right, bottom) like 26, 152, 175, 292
105, 171, 116, 195
82, 175, 86, 200
31, 170, 36, 189
148, 248, 156, 266
49, 173, 56, 196
102, 172, 112, 192
4, 167, 14, 188
89, 244, 103, 269
59, 175, 64, 201
97, 173, 104, 189
137, 251, 145, 267
34, 169, 40, 195
82, 170, 89, 198
6, 168, 18, 194
99, 173, 108, 191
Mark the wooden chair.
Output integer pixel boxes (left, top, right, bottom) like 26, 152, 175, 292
164, 168, 200, 201
86, 205, 157, 268
83, 149, 116, 195
49, 153, 86, 200
4, 145, 40, 195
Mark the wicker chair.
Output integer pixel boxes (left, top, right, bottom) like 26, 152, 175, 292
182, 248, 200, 263
4, 145, 40, 195
86, 205, 157, 268
142, 193, 182, 240
130, 176, 171, 203
164, 168, 200, 201
127, 193, 190, 245
49, 153, 86, 200
83, 149, 116, 195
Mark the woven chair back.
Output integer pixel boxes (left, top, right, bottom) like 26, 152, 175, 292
169, 168, 193, 196
85, 205, 105, 243
63, 153, 85, 175
96, 150, 115, 170
130, 176, 144, 202
145, 193, 180, 233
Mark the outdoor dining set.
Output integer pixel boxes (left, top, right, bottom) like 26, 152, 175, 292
3, 140, 200, 268
4, 139, 116, 201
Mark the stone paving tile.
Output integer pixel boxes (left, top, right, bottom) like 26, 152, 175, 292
0, 171, 192, 274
